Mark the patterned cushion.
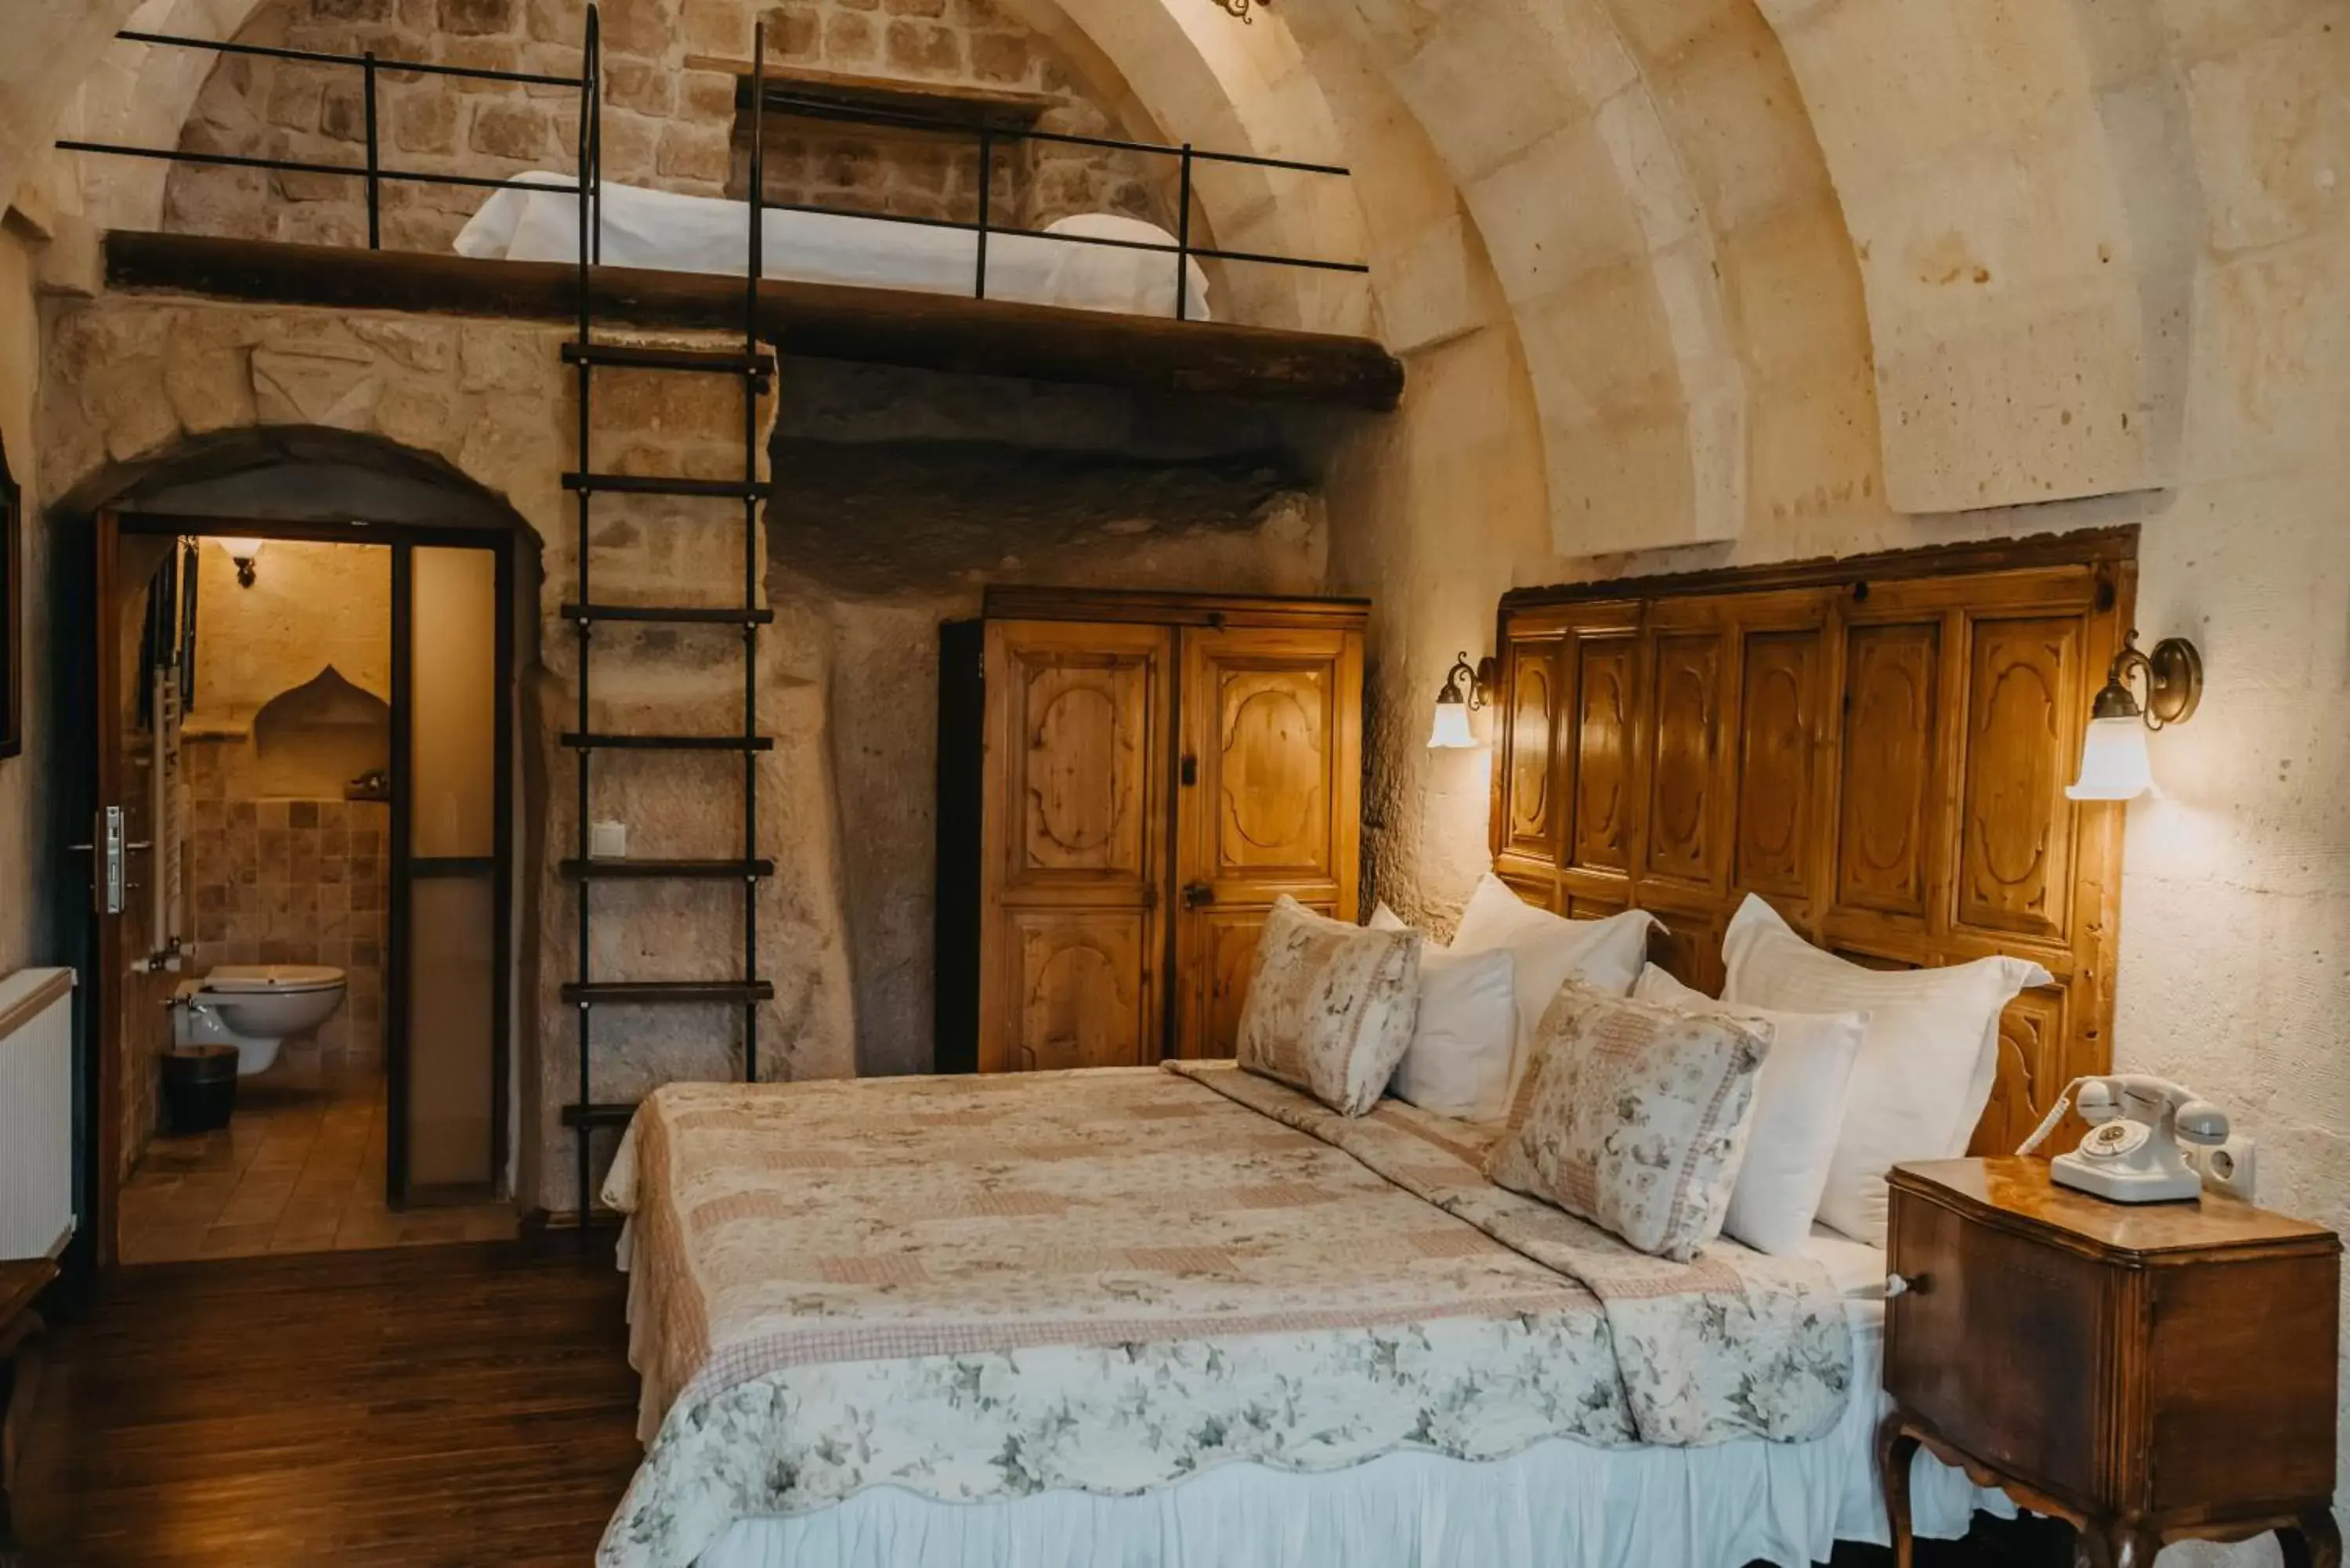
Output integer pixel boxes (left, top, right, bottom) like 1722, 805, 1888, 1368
1237, 896, 1423, 1115
1484, 980, 1773, 1261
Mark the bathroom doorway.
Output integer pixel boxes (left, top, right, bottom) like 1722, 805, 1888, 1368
84, 511, 516, 1263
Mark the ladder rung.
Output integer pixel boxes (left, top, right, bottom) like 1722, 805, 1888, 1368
560, 602, 775, 626
560, 1101, 641, 1129
561, 858, 776, 880
561, 732, 774, 752
561, 981, 775, 1006
562, 341, 775, 377
562, 472, 773, 500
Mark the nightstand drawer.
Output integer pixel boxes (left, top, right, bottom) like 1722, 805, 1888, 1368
1885, 1185, 2113, 1500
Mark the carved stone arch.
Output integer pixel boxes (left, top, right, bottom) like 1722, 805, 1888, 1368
1750, 0, 2199, 513
1272, 0, 1747, 557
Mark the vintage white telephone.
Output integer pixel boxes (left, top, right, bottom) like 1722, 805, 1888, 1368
2016, 1075, 2231, 1203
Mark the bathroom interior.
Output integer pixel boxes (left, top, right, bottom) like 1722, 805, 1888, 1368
118, 529, 515, 1263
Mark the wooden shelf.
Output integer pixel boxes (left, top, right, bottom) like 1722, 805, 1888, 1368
104, 232, 1405, 411
689, 56, 1061, 129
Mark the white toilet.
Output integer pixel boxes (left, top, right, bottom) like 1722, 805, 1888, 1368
172, 964, 349, 1077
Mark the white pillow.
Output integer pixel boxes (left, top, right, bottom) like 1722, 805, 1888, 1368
1448, 873, 1660, 1095
1635, 964, 1865, 1257
1368, 903, 1517, 1122
1720, 894, 2051, 1245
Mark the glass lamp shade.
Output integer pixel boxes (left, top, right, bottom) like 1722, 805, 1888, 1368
212, 536, 266, 561
2066, 716, 2154, 801
1427, 697, 1477, 750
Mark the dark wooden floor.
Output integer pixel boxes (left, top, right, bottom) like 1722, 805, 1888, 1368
12, 1237, 639, 1568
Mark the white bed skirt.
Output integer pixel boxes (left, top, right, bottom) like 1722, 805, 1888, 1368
690, 1306, 2005, 1568
457, 175, 1213, 320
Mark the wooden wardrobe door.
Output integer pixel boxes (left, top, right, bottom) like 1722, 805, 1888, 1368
1173, 624, 1363, 1059
977, 620, 1173, 1074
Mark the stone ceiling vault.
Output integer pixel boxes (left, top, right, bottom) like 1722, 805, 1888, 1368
0, 0, 2272, 549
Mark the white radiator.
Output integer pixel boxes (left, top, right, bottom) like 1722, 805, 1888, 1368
0, 967, 76, 1262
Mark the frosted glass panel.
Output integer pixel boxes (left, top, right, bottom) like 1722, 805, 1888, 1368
400, 543, 499, 1195
410, 547, 497, 859
407, 875, 494, 1187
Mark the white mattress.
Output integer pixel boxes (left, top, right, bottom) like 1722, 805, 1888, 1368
455, 175, 1213, 320
689, 1234, 2010, 1568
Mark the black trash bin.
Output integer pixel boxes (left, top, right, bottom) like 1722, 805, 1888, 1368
162, 1044, 240, 1133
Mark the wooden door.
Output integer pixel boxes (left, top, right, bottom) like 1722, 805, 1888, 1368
976, 620, 1172, 1073
1173, 624, 1363, 1058
91, 512, 182, 1265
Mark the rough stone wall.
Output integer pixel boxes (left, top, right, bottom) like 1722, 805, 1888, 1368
34, 289, 1326, 1208
157, 0, 1174, 254
37, 291, 848, 1215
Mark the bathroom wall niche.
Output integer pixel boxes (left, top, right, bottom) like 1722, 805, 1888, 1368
251, 665, 391, 799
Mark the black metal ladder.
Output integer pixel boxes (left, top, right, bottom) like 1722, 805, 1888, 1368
559, 12, 779, 1224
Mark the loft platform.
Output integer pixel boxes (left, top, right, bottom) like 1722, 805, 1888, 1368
103, 231, 1405, 411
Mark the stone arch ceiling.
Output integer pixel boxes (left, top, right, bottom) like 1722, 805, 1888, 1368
7, 0, 2211, 547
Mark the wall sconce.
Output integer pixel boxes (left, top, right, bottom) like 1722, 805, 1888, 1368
2066, 630, 2203, 801
213, 536, 265, 587
1427, 651, 1498, 750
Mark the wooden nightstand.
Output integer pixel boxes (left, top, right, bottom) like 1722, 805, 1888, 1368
1880, 1158, 2341, 1568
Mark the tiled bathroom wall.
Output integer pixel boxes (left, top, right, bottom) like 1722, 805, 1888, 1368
186, 739, 389, 1075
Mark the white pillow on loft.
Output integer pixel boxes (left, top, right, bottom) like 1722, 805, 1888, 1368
1368, 903, 1517, 1122
1447, 873, 1659, 1099
1720, 894, 2051, 1246
1634, 964, 1865, 1258
1041, 212, 1213, 320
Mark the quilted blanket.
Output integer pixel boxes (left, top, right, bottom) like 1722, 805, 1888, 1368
598, 1064, 1853, 1568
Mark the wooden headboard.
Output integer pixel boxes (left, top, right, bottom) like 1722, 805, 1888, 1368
1488, 529, 2135, 1156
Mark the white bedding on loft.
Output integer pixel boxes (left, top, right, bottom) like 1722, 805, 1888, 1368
686, 1230, 2008, 1568
454, 174, 1213, 320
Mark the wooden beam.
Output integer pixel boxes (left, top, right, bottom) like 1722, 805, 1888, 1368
104, 232, 1405, 411
1499, 526, 2141, 610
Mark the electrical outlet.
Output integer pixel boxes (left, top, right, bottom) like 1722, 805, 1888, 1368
2182, 1136, 2258, 1203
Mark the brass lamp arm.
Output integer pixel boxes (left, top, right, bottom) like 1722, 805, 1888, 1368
2095, 630, 2203, 731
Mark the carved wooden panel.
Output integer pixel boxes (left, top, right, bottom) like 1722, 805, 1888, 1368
1646, 631, 1723, 886
1502, 636, 1561, 859
1007, 910, 1152, 1072
1569, 636, 1636, 874
1736, 630, 1816, 897
1958, 616, 2079, 940
1005, 651, 1155, 881
1206, 667, 1332, 877
977, 620, 1170, 1074
1175, 625, 1364, 1058
1491, 533, 2134, 1156
1972, 987, 2068, 1158
1836, 621, 1940, 918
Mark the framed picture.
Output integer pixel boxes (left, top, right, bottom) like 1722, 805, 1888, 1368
0, 432, 18, 760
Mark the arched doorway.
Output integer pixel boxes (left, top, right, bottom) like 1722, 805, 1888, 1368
49, 428, 542, 1274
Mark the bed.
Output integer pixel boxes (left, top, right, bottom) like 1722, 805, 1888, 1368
600, 1061, 2005, 1568
455, 175, 1214, 320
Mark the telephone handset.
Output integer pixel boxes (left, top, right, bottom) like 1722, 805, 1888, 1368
2016, 1075, 2230, 1203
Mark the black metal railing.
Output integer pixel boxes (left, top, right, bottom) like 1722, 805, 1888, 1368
60, 16, 1368, 325
63, 26, 602, 258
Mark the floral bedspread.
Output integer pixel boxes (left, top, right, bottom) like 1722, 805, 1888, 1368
596, 1064, 1853, 1568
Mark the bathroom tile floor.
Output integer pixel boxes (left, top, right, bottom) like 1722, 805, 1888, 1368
118, 1059, 517, 1264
